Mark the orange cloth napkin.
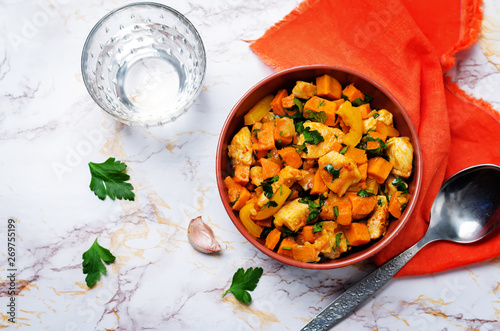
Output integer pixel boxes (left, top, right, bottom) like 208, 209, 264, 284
251, 0, 500, 276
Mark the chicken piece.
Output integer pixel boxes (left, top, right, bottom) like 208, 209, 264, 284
386, 137, 414, 178
292, 81, 317, 99
322, 228, 348, 259
297, 121, 344, 159
261, 111, 275, 123
273, 198, 310, 232
383, 175, 398, 197
313, 221, 338, 254
366, 196, 389, 239
362, 109, 393, 134
272, 166, 305, 189
318, 151, 362, 197
249, 166, 264, 186
298, 169, 315, 191
228, 127, 253, 166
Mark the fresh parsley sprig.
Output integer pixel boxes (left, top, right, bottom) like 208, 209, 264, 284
82, 238, 116, 288
323, 164, 342, 182
88, 157, 135, 201
223, 267, 264, 304
392, 177, 409, 194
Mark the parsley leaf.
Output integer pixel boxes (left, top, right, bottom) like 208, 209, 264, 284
373, 113, 380, 119
335, 233, 343, 248
339, 146, 348, 154
299, 196, 326, 223
294, 98, 304, 113
304, 109, 327, 124
313, 222, 323, 233
262, 200, 278, 209
365, 133, 388, 155
352, 94, 373, 107
334, 205, 339, 218
296, 121, 324, 145
88, 157, 135, 201
223, 267, 263, 304
392, 177, 409, 194
82, 238, 116, 288
378, 198, 384, 206
260, 176, 279, 198
323, 164, 342, 181
357, 189, 375, 197
282, 225, 298, 237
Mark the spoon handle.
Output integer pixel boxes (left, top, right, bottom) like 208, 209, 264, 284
301, 241, 423, 331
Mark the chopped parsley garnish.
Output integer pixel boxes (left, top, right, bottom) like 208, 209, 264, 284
294, 98, 304, 113
378, 198, 384, 206
293, 143, 308, 154
373, 113, 380, 119
262, 200, 278, 209
352, 94, 374, 107
357, 189, 375, 197
312, 222, 323, 233
392, 177, 409, 194
365, 133, 388, 155
335, 233, 343, 248
260, 176, 279, 198
323, 164, 342, 181
281, 225, 298, 237
296, 121, 324, 145
281, 246, 292, 251
339, 146, 348, 154
333, 205, 339, 218
298, 196, 326, 223
304, 109, 327, 124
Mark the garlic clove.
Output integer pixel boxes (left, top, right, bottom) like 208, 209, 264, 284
188, 216, 222, 254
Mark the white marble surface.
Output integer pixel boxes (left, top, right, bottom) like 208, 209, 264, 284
0, 0, 499, 330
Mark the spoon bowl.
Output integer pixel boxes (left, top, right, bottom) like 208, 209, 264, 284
302, 164, 500, 331
427, 164, 500, 244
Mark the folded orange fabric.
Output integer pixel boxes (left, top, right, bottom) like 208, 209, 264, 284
251, 0, 500, 276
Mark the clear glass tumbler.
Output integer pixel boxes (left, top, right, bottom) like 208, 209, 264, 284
81, 2, 206, 127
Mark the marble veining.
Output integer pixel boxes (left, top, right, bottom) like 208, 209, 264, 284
0, 0, 499, 330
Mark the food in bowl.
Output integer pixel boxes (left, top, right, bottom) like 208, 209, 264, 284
223, 74, 414, 263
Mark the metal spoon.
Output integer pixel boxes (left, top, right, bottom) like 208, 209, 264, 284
302, 164, 500, 331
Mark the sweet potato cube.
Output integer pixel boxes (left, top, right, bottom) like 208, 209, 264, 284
347, 193, 377, 219
300, 225, 316, 244
278, 147, 303, 169
233, 165, 250, 186
278, 237, 297, 257
271, 89, 288, 116
367, 157, 393, 184
265, 228, 282, 250
316, 74, 342, 100
356, 103, 372, 119
343, 222, 371, 246
344, 146, 367, 165
260, 157, 281, 179
274, 117, 295, 145
303, 96, 340, 126
252, 122, 275, 151
342, 83, 364, 102
292, 242, 320, 262
310, 169, 329, 195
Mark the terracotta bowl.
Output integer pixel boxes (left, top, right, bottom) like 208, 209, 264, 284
216, 65, 422, 269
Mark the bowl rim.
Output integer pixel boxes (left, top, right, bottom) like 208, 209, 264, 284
216, 64, 422, 269
80, 1, 207, 127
